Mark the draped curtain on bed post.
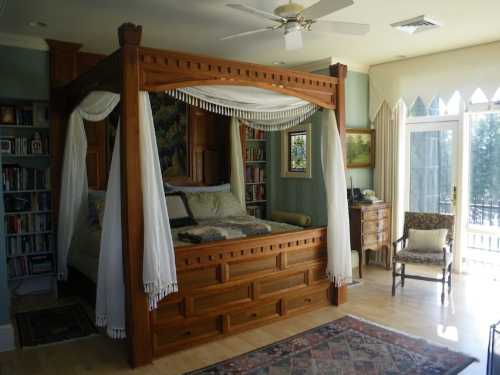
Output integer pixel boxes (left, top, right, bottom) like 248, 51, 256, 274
230, 117, 245, 208
57, 92, 120, 280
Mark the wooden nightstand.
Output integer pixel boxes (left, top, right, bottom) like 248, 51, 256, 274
349, 202, 391, 278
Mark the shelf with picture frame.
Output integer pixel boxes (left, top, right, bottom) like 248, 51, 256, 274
0, 98, 56, 286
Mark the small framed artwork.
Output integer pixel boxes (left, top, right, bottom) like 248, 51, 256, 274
346, 128, 375, 168
280, 123, 312, 179
0, 105, 16, 124
0, 138, 13, 154
31, 132, 43, 154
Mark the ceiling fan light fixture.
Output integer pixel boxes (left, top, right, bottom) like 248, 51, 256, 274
284, 28, 303, 50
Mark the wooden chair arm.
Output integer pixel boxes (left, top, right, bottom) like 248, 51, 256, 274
392, 236, 406, 256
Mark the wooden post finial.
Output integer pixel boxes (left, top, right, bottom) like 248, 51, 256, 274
329, 63, 348, 80
118, 23, 143, 47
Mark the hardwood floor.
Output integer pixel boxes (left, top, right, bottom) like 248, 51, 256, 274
1, 265, 498, 375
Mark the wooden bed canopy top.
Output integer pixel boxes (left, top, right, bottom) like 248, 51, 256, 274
52, 22, 348, 368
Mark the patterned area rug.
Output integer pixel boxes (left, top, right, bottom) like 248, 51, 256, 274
16, 304, 96, 347
187, 316, 476, 375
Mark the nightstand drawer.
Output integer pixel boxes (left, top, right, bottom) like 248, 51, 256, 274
362, 231, 389, 247
362, 220, 387, 234
363, 208, 389, 221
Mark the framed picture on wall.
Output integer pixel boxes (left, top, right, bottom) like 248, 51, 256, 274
280, 123, 312, 179
0, 105, 16, 124
346, 128, 375, 168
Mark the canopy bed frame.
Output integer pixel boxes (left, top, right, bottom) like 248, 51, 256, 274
50, 23, 348, 368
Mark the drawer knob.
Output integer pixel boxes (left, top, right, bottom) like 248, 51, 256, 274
184, 331, 192, 336
305, 298, 312, 303
251, 312, 258, 318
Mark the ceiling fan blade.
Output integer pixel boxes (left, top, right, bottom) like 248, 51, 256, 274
220, 27, 275, 41
226, 4, 286, 23
301, 0, 354, 20
284, 30, 303, 50
313, 20, 370, 35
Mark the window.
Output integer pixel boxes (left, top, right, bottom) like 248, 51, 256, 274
288, 130, 307, 172
281, 123, 312, 178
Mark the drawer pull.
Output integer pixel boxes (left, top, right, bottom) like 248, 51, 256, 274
251, 313, 258, 318
184, 331, 192, 336
305, 298, 312, 303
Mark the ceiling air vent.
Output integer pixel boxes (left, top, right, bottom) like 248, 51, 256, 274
391, 15, 441, 34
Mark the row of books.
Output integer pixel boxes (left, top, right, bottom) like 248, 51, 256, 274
6, 234, 53, 257
245, 184, 265, 202
4, 192, 51, 213
245, 127, 266, 140
246, 205, 266, 219
245, 165, 266, 183
0, 103, 49, 126
2, 166, 51, 191
0, 135, 49, 155
245, 145, 266, 161
4, 213, 51, 234
7, 254, 53, 278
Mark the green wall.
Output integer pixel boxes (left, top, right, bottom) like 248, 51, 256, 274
0, 45, 49, 325
268, 69, 372, 226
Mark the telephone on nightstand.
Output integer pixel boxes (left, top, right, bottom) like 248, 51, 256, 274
362, 189, 382, 204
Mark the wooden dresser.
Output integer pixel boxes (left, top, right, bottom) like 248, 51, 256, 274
349, 202, 391, 278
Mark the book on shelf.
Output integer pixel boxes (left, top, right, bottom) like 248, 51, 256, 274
4, 192, 51, 212
7, 254, 53, 278
2, 165, 51, 191
1, 102, 48, 127
245, 127, 266, 140
245, 145, 266, 161
4, 212, 51, 234
245, 184, 265, 202
245, 165, 265, 183
6, 233, 53, 257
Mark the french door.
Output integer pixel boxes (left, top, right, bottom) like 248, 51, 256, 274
405, 117, 460, 215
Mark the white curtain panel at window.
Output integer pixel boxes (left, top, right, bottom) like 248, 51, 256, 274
321, 109, 352, 286
229, 117, 245, 208
57, 91, 120, 279
373, 100, 407, 247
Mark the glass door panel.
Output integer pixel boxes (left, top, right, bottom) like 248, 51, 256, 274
406, 121, 458, 215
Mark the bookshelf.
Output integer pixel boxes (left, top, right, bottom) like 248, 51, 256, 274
243, 126, 268, 219
0, 99, 55, 282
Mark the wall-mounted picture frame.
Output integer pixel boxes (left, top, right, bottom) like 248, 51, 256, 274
346, 128, 375, 168
280, 123, 312, 179
0, 105, 16, 124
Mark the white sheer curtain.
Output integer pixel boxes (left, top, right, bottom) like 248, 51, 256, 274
321, 109, 352, 285
96, 92, 178, 338
230, 117, 245, 208
57, 92, 120, 279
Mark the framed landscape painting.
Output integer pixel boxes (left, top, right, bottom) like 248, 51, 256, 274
346, 128, 375, 168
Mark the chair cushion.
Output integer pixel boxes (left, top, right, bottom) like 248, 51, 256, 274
407, 228, 448, 252
394, 248, 452, 266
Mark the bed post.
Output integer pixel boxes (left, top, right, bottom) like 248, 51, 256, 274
118, 23, 153, 367
329, 63, 349, 305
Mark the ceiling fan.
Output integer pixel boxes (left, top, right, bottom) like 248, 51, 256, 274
221, 0, 370, 50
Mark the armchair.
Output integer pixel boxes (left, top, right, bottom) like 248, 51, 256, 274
392, 212, 455, 304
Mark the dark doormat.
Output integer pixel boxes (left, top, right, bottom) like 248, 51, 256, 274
16, 303, 96, 347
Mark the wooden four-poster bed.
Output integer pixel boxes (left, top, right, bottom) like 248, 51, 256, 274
50, 23, 348, 368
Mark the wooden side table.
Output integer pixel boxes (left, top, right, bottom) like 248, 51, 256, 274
349, 202, 391, 278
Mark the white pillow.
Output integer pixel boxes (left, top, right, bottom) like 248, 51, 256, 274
186, 192, 246, 219
407, 229, 448, 252
166, 182, 230, 193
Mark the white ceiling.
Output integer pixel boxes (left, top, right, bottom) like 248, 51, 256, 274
2, 0, 500, 68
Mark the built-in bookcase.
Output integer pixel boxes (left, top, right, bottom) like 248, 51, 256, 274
243, 126, 268, 219
0, 99, 55, 281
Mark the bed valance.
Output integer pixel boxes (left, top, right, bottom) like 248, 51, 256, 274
369, 40, 500, 120
168, 85, 319, 130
